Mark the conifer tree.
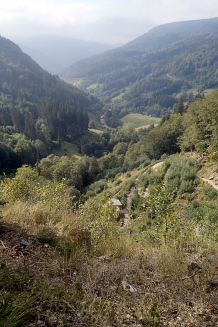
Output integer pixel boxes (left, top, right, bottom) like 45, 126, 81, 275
174, 98, 185, 115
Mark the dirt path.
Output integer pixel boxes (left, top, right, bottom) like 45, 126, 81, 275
100, 115, 115, 130
122, 162, 164, 226
198, 176, 218, 191
151, 161, 163, 171
135, 124, 158, 130
122, 185, 138, 226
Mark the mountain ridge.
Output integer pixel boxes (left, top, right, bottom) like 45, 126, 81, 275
61, 17, 218, 121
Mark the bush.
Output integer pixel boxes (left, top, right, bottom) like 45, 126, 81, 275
86, 179, 107, 197
166, 156, 200, 195
0, 165, 72, 209
203, 184, 218, 199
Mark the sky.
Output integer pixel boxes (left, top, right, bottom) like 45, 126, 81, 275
1, 0, 218, 45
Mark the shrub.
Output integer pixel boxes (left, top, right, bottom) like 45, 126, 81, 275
82, 193, 118, 255
203, 184, 218, 199
86, 179, 107, 197
0, 165, 72, 209
166, 156, 200, 195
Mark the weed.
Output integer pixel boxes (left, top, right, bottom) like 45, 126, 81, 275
0, 292, 35, 327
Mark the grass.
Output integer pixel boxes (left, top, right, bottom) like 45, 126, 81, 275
52, 141, 81, 158
88, 111, 103, 130
1, 205, 217, 326
111, 87, 131, 102
121, 113, 161, 128
0, 154, 217, 326
86, 83, 103, 90
89, 128, 103, 134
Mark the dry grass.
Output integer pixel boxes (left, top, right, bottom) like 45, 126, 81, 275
2, 201, 88, 234
0, 193, 218, 326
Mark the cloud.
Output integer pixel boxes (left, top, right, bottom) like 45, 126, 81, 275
0, 0, 218, 44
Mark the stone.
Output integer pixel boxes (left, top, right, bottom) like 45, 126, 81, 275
121, 280, 137, 292
20, 240, 30, 247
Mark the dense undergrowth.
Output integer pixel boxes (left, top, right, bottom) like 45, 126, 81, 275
0, 153, 217, 326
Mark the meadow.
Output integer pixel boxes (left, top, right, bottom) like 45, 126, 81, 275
121, 113, 161, 128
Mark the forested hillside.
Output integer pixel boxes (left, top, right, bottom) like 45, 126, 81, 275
61, 18, 218, 123
28, 90, 217, 196
0, 36, 103, 171
0, 89, 217, 326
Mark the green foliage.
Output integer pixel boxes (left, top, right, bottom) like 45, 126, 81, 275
0, 165, 38, 202
0, 165, 73, 208
173, 97, 186, 114
142, 183, 176, 221
63, 18, 218, 119
86, 179, 107, 197
115, 178, 136, 206
82, 193, 118, 255
166, 156, 200, 195
38, 154, 100, 191
36, 228, 59, 246
141, 182, 177, 243
0, 263, 32, 291
129, 190, 144, 215
146, 303, 160, 327
184, 194, 218, 241
88, 120, 96, 129
179, 90, 218, 152
139, 161, 170, 191
0, 291, 34, 327
203, 184, 218, 199
110, 90, 217, 166
0, 35, 103, 172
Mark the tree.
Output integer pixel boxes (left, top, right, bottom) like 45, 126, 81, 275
173, 98, 185, 115
142, 183, 176, 244
88, 120, 96, 129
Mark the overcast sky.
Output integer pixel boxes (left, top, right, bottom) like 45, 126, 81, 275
1, 0, 218, 44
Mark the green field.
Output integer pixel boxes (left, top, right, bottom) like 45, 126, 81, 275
52, 141, 81, 158
111, 87, 130, 102
121, 113, 161, 128
89, 128, 103, 134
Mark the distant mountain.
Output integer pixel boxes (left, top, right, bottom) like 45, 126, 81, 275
61, 17, 218, 118
17, 43, 64, 74
12, 35, 118, 74
0, 35, 102, 170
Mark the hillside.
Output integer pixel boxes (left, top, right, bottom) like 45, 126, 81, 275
61, 17, 218, 120
0, 145, 217, 326
0, 20, 217, 326
0, 35, 103, 171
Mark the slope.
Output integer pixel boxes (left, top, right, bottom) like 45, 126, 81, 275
61, 17, 218, 118
0, 35, 103, 171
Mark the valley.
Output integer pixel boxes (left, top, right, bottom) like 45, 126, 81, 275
0, 17, 217, 326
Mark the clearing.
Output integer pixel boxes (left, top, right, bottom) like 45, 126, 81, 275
121, 113, 161, 128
